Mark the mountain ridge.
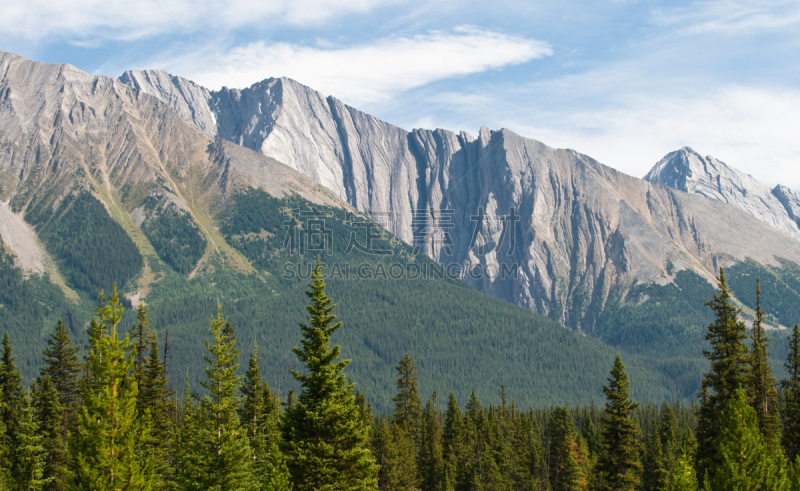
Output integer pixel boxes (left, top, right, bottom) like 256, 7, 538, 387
118, 64, 800, 330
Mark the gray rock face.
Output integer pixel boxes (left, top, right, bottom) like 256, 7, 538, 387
0, 51, 346, 283
118, 68, 800, 329
644, 147, 800, 240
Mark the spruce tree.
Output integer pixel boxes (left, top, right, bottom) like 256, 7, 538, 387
138, 332, 175, 490
548, 406, 576, 490
666, 447, 699, 491
559, 435, 585, 491
32, 373, 71, 491
176, 305, 256, 491
748, 280, 782, 447
41, 319, 81, 416
711, 388, 790, 491
241, 343, 281, 485
695, 269, 751, 479
71, 284, 155, 491
0, 386, 9, 488
784, 325, 800, 462
418, 395, 444, 491
14, 391, 49, 491
379, 423, 420, 491
594, 355, 642, 491
393, 354, 422, 445
262, 445, 293, 491
658, 404, 679, 473
441, 394, 463, 490
642, 422, 669, 491
0, 332, 25, 485
130, 304, 152, 382
281, 262, 379, 490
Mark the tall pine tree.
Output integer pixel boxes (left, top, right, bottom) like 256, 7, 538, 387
240, 343, 281, 485
393, 354, 422, 446
0, 332, 25, 486
14, 391, 49, 491
71, 284, 155, 490
711, 388, 790, 491
176, 305, 256, 491
281, 262, 379, 490
695, 268, 751, 478
784, 325, 800, 462
641, 422, 669, 491
594, 355, 642, 491
747, 280, 782, 448
32, 373, 71, 491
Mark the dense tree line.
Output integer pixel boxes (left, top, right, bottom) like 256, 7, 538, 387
2, 263, 800, 489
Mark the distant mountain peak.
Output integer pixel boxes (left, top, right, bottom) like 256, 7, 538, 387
644, 148, 800, 240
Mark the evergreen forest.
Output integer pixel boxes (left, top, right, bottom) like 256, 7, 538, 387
1, 262, 800, 490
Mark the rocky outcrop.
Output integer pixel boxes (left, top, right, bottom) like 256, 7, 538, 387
644, 147, 800, 241
118, 67, 800, 330
0, 51, 346, 282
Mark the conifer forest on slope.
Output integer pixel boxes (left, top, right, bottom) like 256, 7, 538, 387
1, 262, 800, 490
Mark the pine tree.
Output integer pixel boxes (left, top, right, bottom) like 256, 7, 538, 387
41, 319, 81, 416
784, 325, 800, 462
594, 355, 642, 491
695, 269, 751, 478
176, 305, 256, 491
70, 284, 155, 491
281, 262, 379, 490
659, 404, 679, 473
32, 373, 71, 491
130, 305, 152, 381
548, 406, 576, 491
418, 395, 444, 491
393, 354, 422, 445
379, 423, 420, 491
262, 445, 293, 491
748, 280, 782, 448
173, 376, 205, 490
14, 391, 49, 491
711, 388, 790, 491
0, 332, 25, 485
666, 446, 699, 491
241, 343, 280, 484
642, 422, 669, 491
558, 435, 585, 491
441, 394, 463, 490
0, 386, 9, 488
138, 332, 175, 490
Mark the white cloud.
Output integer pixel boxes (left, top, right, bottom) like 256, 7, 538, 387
509, 86, 800, 189
0, 0, 404, 41
154, 27, 552, 106
651, 0, 800, 34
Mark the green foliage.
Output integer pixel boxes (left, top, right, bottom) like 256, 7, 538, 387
71, 285, 154, 490
726, 260, 800, 329
696, 269, 751, 479
240, 343, 281, 485
594, 355, 643, 491
14, 392, 49, 491
785, 325, 800, 462
666, 447, 699, 491
595, 270, 717, 357
141, 206, 206, 275
747, 281, 782, 448
642, 422, 669, 491
392, 354, 422, 447
27, 193, 142, 293
281, 262, 379, 490
1, 332, 25, 484
32, 374, 71, 491
177, 306, 256, 491
711, 388, 790, 491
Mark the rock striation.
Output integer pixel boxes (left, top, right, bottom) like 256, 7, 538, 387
644, 147, 800, 241
117, 67, 800, 330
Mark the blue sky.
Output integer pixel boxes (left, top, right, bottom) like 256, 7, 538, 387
2, 0, 799, 187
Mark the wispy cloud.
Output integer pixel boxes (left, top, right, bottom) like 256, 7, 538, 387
0, 0, 405, 42
149, 27, 552, 106
651, 0, 800, 34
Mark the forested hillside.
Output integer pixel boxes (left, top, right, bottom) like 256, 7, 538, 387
1, 263, 799, 490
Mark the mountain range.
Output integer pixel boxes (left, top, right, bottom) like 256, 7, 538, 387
2, 50, 800, 407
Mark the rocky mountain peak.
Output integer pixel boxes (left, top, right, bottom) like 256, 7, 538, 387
644, 147, 800, 241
